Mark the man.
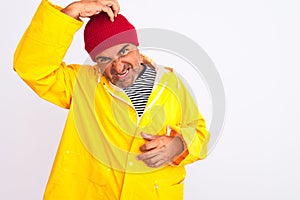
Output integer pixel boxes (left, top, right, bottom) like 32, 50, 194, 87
14, 0, 210, 199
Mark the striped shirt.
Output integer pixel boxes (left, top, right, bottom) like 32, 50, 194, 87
123, 64, 156, 117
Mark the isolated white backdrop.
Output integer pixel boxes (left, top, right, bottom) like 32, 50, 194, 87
1, 0, 299, 199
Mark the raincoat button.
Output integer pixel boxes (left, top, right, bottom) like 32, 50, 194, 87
66, 150, 70, 154
128, 161, 133, 166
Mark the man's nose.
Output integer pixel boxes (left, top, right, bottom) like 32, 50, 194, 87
112, 57, 123, 73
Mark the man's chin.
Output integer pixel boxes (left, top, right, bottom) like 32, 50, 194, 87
114, 80, 133, 89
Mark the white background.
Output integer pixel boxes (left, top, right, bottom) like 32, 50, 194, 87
1, 0, 299, 199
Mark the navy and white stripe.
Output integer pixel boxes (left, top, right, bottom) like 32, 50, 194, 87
123, 64, 156, 117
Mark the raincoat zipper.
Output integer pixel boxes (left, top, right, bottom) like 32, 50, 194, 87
103, 82, 167, 127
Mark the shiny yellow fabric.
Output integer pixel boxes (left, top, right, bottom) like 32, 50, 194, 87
13, 1, 210, 199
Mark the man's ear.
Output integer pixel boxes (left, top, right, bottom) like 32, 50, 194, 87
140, 54, 158, 69
139, 54, 143, 64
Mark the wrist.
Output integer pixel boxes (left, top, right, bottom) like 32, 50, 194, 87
170, 134, 189, 166
174, 135, 185, 156
61, 2, 81, 20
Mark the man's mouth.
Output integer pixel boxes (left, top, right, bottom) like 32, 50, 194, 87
116, 69, 129, 79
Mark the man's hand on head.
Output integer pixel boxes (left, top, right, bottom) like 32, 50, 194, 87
136, 132, 185, 168
61, 0, 120, 21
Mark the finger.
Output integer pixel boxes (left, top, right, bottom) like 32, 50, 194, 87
101, 0, 120, 17
142, 150, 169, 168
111, 2, 120, 17
107, 0, 120, 17
139, 134, 177, 156
136, 147, 161, 161
144, 155, 160, 165
139, 140, 159, 152
140, 135, 173, 152
139, 154, 161, 167
141, 132, 156, 141
148, 159, 166, 168
100, 4, 115, 22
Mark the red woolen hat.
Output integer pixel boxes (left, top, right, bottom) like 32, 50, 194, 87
84, 12, 139, 62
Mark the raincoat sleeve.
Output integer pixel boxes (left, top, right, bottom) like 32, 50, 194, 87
13, 0, 84, 109
170, 74, 210, 166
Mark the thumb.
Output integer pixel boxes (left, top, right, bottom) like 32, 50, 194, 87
141, 132, 156, 140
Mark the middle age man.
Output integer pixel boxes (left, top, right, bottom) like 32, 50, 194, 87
13, 0, 210, 199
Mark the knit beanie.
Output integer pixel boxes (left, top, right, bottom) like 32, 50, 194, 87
84, 12, 139, 62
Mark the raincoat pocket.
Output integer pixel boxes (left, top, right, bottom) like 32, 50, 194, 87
62, 151, 110, 186
153, 182, 184, 200
45, 152, 109, 199
153, 171, 185, 200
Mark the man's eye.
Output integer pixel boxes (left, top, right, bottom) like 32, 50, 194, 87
98, 57, 111, 63
120, 48, 129, 55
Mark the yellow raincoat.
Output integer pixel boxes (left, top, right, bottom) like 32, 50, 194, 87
14, 1, 210, 199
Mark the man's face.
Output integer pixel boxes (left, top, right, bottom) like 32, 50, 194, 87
95, 43, 143, 89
